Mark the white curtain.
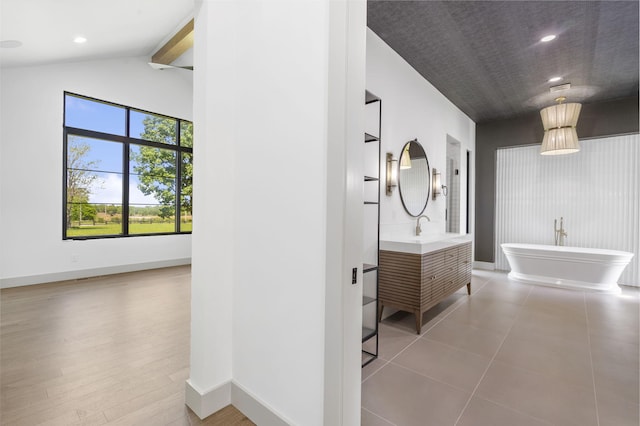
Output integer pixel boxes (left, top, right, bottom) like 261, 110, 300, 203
495, 134, 639, 286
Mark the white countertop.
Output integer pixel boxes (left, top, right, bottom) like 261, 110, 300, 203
380, 233, 472, 255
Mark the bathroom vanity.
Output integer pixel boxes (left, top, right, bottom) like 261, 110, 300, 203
379, 235, 472, 334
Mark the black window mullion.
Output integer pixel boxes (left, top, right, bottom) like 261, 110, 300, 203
176, 152, 182, 233
65, 127, 128, 144
175, 120, 181, 233
122, 109, 130, 236
62, 92, 69, 237
63, 128, 69, 239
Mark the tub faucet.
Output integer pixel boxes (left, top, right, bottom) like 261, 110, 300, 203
554, 217, 567, 246
415, 215, 431, 236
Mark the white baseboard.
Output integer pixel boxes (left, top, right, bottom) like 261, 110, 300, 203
621, 283, 640, 288
0, 258, 191, 289
473, 261, 495, 270
185, 380, 232, 419
186, 380, 291, 425
231, 381, 291, 425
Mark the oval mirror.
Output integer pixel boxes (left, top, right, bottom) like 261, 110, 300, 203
398, 139, 431, 217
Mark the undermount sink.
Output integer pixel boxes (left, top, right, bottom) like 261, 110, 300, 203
380, 233, 472, 254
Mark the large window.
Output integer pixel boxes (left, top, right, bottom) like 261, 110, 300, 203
63, 93, 193, 239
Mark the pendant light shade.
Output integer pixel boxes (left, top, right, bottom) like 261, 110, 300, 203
540, 97, 581, 155
540, 127, 580, 155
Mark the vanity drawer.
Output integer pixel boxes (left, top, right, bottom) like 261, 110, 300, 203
444, 248, 458, 267
443, 274, 459, 293
421, 251, 443, 274
438, 265, 457, 295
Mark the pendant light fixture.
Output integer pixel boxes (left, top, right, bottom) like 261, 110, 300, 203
540, 96, 582, 155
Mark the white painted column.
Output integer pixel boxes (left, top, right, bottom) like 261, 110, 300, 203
324, 1, 367, 425
187, 0, 236, 418
188, 0, 367, 424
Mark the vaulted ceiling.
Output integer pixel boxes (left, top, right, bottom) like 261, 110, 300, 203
0, 0, 193, 69
367, 0, 639, 123
2, 1, 637, 124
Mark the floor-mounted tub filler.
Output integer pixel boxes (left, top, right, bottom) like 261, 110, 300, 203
501, 243, 634, 293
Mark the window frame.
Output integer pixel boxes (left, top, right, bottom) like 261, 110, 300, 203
63, 92, 193, 240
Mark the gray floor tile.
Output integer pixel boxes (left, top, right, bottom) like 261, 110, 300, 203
475, 360, 598, 426
362, 363, 470, 426
589, 334, 639, 372
592, 354, 640, 405
423, 317, 505, 358
509, 309, 590, 344
457, 396, 552, 426
444, 299, 521, 334
393, 338, 491, 392
588, 317, 640, 345
362, 357, 388, 382
495, 332, 593, 387
373, 323, 419, 361
596, 387, 640, 426
361, 408, 396, 426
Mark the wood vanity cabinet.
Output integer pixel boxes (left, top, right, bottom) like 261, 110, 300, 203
378, 240, 472, 334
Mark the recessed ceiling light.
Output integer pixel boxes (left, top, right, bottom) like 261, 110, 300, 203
74, 36, 87, 44
540, 35, 556, 42
548, 76, 562, 82
1, 40, 23, 48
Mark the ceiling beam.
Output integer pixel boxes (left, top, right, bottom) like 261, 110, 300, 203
152, 19, 194, 65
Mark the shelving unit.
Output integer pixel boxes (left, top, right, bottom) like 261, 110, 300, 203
362, 90, 381, 367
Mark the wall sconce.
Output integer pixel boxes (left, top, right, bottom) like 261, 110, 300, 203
386, 153, 398, 196
432, 168, 448, 200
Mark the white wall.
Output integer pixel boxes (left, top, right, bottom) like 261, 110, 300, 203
0, 57, 193, 287
495, 135, 640, 286
189, 0, 367, 424
366, 29, 475, 240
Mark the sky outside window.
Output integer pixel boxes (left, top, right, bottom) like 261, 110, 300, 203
65, 95, 126, 136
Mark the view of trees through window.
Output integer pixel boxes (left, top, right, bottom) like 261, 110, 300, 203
64, 93, 193, 239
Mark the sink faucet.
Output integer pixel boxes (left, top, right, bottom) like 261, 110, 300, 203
554, 217, 567, 246
415, 215, 431, 236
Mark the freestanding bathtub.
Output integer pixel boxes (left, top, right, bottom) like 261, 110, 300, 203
501, 243, 634, 293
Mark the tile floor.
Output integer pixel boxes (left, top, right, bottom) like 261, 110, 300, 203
361, 270, 640, 426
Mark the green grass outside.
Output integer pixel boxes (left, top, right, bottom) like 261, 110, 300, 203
66, 222, 192, 237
